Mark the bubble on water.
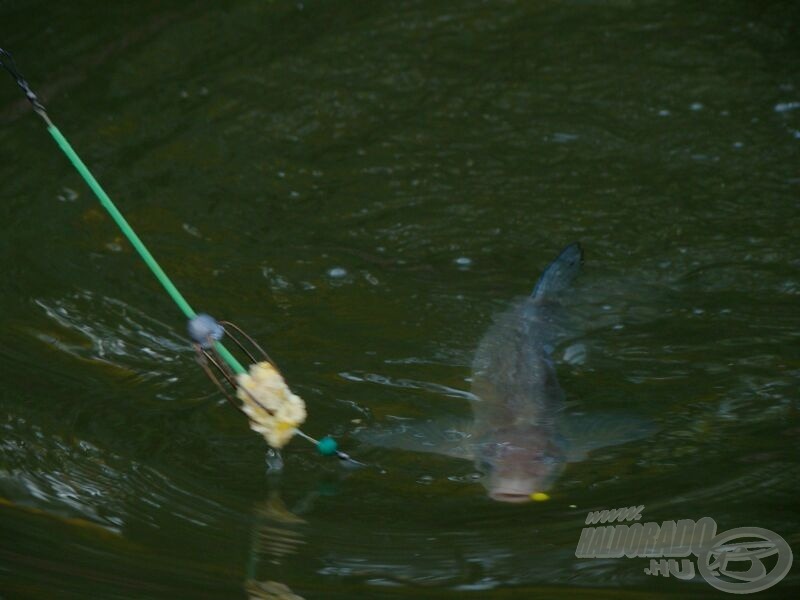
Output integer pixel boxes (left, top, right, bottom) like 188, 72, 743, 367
57, 187, 78, 202
774, 101, 800, 113
454, 256, 472, 268
262, 267, 292, 291
182, 223, 201, 238
690, 102, 704, 111
732, 141, 744, 149
327, 267, 348, 279
658, 109, 671, 117
552, 132, 579, 143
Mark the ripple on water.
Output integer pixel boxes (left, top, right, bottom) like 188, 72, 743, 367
31, 290, 187, 379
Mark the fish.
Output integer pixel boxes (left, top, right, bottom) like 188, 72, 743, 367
469, 241, 597, 502
359, 243, 653, 503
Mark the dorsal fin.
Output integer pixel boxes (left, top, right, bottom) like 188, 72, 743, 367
531, 242, 583, 301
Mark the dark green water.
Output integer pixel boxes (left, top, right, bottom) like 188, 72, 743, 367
1, 1, 798, 598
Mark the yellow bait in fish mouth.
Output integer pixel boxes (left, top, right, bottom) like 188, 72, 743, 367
236, 361, 307, 448
530, 492, 550, 502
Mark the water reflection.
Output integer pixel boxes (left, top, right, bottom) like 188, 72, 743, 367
249, 485, 307, 566
245, 475, 329, 600
246, 579, 305, 600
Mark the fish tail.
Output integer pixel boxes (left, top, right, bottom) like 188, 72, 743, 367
531, 242, 583, 300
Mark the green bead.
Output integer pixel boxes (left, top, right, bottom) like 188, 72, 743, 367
317, 436, 338, 456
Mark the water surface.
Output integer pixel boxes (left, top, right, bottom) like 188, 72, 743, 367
1, 1, 798, 598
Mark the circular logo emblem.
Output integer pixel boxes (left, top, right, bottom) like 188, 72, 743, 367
698, 527, 793, 594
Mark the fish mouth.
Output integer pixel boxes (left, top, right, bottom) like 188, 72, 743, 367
490, 491, 532, 503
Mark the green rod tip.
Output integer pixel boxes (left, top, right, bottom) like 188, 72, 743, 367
317, 435, 338, 456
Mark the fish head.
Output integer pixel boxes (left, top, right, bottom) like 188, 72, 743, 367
474, 425, 565, 503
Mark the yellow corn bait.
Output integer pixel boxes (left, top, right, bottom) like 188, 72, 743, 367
530, 492, 550, 502
236, 361, 307, 448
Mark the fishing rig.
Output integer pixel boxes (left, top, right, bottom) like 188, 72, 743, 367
1, 48, 356, 466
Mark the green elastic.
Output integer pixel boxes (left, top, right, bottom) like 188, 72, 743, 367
46, 124, 246, 375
